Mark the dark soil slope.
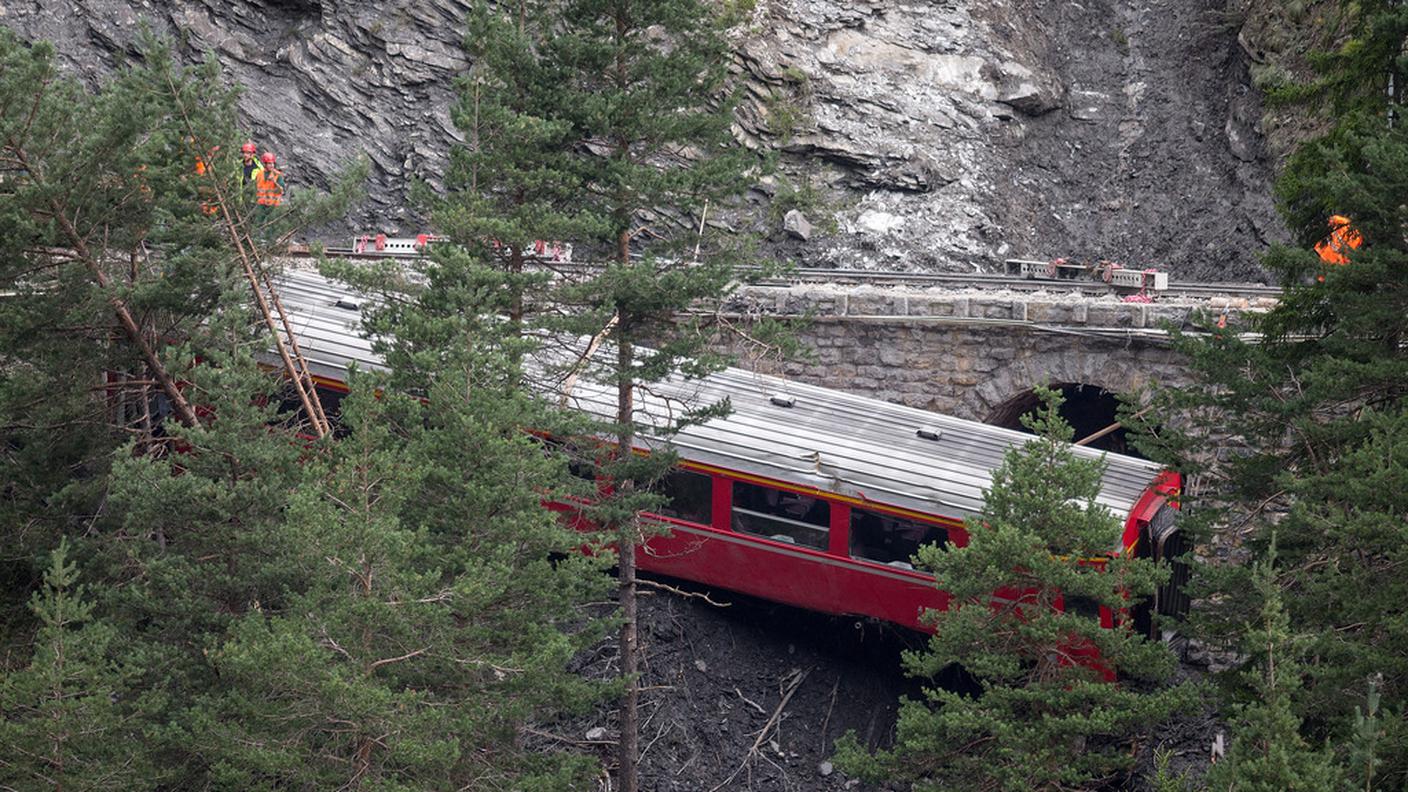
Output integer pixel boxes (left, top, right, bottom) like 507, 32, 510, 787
571, 582, 1215, 792
565, 583, 923, 792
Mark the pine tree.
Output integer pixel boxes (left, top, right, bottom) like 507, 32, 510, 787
836, 390, 1192, 791
539, 3, 761, 788
1130, 7, 1408, 778
431, 0, 602, 330
0, 28, 360, 563
194, 373, 611, 789
1202, 542, 1344, 792
0, 540, 153, 791
0, 30, 366, 786
94, 302, 320, 786
0, 38, 273, 781
1346, 675, 1386, 792
0, 30, 215, 435
441, 2, 764, 788
0, 30, 237, 570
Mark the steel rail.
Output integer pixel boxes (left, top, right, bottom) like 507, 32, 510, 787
294, 247, 1283, 301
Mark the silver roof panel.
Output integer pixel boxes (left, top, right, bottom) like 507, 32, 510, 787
273, 269, 1165, 522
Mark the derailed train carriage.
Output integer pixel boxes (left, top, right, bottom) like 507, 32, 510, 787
273, 269, 1190, 636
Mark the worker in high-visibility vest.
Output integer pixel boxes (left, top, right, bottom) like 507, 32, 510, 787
238, 140, 264, 192
1314, 214, 1363, 267
255, 151, 284, 224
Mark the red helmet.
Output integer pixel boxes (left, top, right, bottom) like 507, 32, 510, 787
261, 152, 276, 165
240, 140, 257, 155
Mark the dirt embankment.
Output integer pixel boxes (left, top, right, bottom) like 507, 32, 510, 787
564, 578, 1217, 792
563, 584, 922, 792
742, 0, 1286, 281
980, 0, 1284, 282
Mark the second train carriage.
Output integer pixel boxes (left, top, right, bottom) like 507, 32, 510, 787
272, 269, 1189, 635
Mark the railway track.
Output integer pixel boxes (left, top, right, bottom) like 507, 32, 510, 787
746, 268, 1282, 300
298, 246, 1282, 301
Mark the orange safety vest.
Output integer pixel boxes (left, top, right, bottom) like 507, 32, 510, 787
1314, 219, 1362, 266
256, 167, 283, 207
194, 155, 219, 215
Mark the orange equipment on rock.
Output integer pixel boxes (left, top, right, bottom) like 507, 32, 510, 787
256, 151, 283, 207
1314, 214, 1363, 266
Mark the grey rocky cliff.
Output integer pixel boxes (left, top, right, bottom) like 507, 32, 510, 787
4, 0, 471, 233
733, 0, 1281, 281
4, 0, 1281, 281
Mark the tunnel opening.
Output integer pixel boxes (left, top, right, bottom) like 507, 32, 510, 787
986, 383, 1142, 458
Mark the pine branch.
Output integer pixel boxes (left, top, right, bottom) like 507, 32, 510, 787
3, 141, 201, 429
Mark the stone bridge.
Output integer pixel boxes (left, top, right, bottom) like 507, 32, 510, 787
710, 284, 1271, 454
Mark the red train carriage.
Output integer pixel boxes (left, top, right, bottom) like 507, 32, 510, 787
273, 269, 1188, 636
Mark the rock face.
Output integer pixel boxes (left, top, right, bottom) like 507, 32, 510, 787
3, 0, 470, 233
733, 0, 1282, 281
2, 0, 1281, 281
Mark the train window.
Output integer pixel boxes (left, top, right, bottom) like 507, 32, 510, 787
1063, 595, 1102, 620
536, 437, 598, 481
314, 386, 345, 418
849, 508, 947, 568
653, 469, 713, 525
731, 482, 829, 550
566, 456, 597, 481
274, 385, 349, 437
314, 386, 349, 437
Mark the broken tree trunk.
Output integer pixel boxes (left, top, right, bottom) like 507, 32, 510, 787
3, 144, 203, 430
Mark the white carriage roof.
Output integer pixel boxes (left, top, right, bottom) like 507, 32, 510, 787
273, 268, 1165, 524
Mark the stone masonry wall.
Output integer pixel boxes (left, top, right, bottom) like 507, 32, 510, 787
710, 285, 1265, 421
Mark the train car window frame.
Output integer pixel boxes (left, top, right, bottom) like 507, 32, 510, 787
534, 436, 601, 482
313, 384, 349, 437
647, 467, 714, 527
729, 480, 830, 550
848, 506, 949, 570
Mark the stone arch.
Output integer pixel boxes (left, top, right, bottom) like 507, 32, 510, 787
986, 383, 1134, 455
959, 347, 1152, 420
954, 343, 1187, 455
